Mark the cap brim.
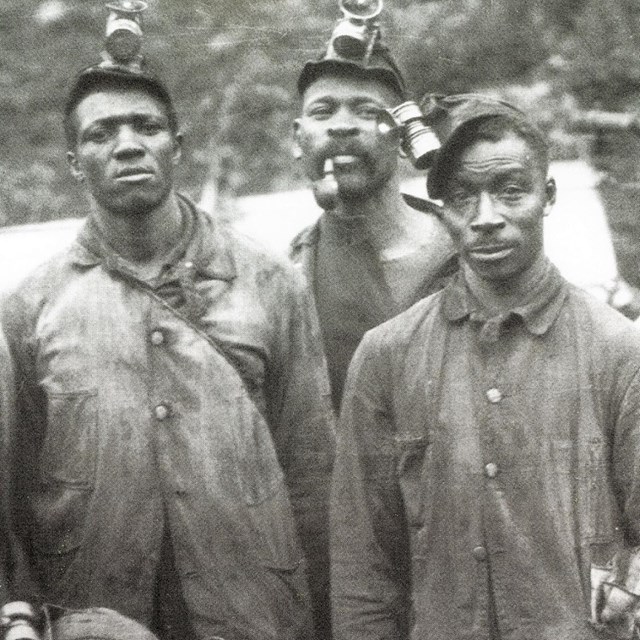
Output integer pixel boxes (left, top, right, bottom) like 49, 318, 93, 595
297, 58, 404, 97
402, 192, 443, 216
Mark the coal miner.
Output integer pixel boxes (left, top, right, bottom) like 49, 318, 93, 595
0, 5, 334, 640
290, 0, 457, 415
331, 94, 640, 640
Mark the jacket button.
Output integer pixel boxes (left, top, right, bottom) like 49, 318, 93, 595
472, 546, 487, 562
484, 463, 498, 478
154, 404, 170, 421
150, 330, 165, 346
486, 388, 502, 403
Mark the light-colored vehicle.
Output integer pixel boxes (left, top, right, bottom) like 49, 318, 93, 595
0, 160, 634, 313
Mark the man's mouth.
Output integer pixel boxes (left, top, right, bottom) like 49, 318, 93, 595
115, 168, 154, 183
468, 245, 515, 261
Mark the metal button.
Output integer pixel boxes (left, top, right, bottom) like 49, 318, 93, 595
154, 404, 170, 421
150, 330, 165, 346
486, 388, 502, 403
485, 463, 498, 478
472, 545, 487, 562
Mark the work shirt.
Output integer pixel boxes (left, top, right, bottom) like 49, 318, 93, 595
332, 261, 640, 640
290, 197, 457, 411
0, 196, 335, 640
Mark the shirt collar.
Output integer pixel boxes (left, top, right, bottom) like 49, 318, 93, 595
70, 194, 236, 282
442, 259, 568, 337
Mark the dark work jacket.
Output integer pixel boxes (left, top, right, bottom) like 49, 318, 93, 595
289, 196, 457, 412
0, 196, 335, 640
332, 263, 640, 640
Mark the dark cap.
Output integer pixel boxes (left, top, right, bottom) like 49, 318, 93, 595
64, 61, 177, 140
297, 42, 405, 98
421, 93, 542, 200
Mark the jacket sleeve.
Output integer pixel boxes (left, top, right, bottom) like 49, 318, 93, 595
590, 364, 640, 636
265, 265, 336, 639
331, 331, 411, 640
0, 296, 42, 606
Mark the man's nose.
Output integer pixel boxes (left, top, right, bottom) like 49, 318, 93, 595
327, 109, 360, 138
470, 192, 506, 232
113, 126, 144, 158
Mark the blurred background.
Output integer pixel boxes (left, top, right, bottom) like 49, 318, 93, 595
2, 0, 640, 306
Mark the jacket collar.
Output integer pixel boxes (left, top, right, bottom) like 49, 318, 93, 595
442, 259, 568, 337
69, 194, 236, 282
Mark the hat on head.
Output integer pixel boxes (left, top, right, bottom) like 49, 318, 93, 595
64, 0, 177, 140
51, 607, 158, 640
297, 41, 406, 97
65, 61, 176, 128
421, 93, 542, 200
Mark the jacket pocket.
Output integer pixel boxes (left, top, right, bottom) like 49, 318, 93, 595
40, 390, 98, 487
235, 395, 304, 571
29, 483, 92, 588
395, 434, 432, 528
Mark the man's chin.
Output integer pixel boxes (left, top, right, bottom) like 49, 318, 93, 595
100, 192, 169, 218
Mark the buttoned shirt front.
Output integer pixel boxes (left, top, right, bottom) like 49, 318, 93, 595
332, 262, 640, 640
1, 196, 335, 640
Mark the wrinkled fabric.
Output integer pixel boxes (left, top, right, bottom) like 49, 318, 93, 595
332, 262, 640, 640
290, 202, 457, 412
0, 196, 335, 640
51, 607, 159, 640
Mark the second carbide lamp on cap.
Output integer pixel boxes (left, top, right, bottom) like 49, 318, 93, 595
329, 0, 382, 60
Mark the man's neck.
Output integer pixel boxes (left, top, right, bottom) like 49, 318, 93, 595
464, 253, 549, 314
89, 192, 184, 268
329, 175, 430, 256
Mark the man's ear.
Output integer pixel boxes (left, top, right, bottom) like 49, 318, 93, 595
172, 132, 183, 165
67, 151, 84, 183
543, 176, 556, 216
292, 119, 302, 160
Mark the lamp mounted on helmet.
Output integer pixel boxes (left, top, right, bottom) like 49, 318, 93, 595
103, 0, 148, 70
329, 0, 383, 62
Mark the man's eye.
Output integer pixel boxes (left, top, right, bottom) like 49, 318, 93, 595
449, 190, 476, 206
356, 106, 382, 119
139, 122, 164, 135
85, 128, 111, 143
308, 106, 333, 119
500, 185, 526, 200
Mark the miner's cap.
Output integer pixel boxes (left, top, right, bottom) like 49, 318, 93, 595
297, 43, 406, 98
422, 93, 543, 200
64, 62, 177, 133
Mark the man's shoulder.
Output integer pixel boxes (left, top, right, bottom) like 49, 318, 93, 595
362, 289, 447, 354
288, 220, 319, 262
566, 282, 640, 357
209, 214, 303, 284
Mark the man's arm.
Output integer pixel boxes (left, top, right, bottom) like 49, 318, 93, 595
591, 364, 640, 632
331, 332, 411, 640
0, 300, 41, 605
265, 265, 336, 638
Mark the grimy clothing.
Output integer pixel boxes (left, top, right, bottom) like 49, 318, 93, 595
290, 200, 457, 412
0, 196, 335, 640
332, 262, 640, 640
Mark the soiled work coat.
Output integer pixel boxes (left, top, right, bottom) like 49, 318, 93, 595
290, 196, 457, 412
332, 263, 640, 640
0, 196, 335, 640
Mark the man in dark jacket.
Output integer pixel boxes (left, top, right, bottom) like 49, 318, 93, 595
332, 94, 640, 640
290, 13, 456, 413
0, 31, 334, 640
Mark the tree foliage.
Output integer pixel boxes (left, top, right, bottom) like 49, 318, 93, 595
1, 0, 639, 225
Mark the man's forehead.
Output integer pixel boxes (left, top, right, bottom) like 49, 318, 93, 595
75, 88, 167, 123
302, 73, 398, 104
454, 132, 539, 172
